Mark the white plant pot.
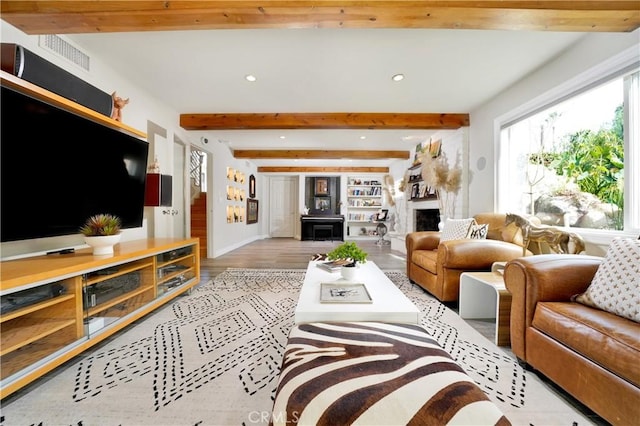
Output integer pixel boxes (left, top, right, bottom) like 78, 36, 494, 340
84, 234, 121, 255
341, 265, 357, 281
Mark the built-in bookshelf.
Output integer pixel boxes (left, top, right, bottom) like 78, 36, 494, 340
346, 176, 383, 238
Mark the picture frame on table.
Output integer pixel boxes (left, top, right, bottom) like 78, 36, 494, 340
247, 198, 259, 224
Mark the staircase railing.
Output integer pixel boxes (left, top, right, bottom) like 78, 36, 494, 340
190, 150, 206, 202
190, 150, 204, 188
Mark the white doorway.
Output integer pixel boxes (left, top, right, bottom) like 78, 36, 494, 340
172, 138, 186, 238
269, 176, 297, 237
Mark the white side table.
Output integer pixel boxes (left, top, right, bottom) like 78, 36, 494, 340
459, 271, 512, 346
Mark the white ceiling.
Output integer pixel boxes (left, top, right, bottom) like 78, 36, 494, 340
67, 28, 585, 167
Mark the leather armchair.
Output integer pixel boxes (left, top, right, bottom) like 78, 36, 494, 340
504, 255, 640, 425
405, 213, 529, 302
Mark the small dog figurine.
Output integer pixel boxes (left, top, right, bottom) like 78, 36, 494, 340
110, 91, 129, 122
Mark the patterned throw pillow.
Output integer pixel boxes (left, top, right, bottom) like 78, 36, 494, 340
574, 238, 640, 323
467, 223, 489, 239
441, 218, 475, 241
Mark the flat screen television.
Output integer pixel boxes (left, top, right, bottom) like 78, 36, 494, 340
1, 85, 149, 243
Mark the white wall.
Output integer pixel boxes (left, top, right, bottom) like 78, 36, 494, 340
469, 30, 640, 255
205, 139, 261, 257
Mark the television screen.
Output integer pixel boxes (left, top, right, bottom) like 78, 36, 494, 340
1, 85, 149, 243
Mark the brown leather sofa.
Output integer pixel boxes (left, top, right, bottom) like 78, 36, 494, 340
405, 213, 527, 302
504, 255, 640, 425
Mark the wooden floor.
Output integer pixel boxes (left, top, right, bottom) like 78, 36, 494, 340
199, 237, 406, 283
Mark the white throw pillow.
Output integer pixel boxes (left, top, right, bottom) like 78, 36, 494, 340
467, 223, 489, 240
574, 238, 640, 323
441, 218, 475, 241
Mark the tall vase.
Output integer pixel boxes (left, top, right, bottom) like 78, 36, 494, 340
438, 210, 446, 231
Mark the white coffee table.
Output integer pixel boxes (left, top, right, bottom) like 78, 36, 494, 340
459, 271, 512, 346
294, 261, 421, 324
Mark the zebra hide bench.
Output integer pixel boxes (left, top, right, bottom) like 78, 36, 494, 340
270, 322, 510, 426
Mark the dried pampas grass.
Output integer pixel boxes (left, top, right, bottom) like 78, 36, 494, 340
420, 150, 461, 195
420, 150, 463, 218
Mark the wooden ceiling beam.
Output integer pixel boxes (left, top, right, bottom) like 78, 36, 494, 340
1, 1, 638, 34
258, 166, 389, 173
234, 150, 410, 159
180, 113, 470, 130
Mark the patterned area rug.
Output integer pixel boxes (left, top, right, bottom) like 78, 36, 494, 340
0, 269, 593, 426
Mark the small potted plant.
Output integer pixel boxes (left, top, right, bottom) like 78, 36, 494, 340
80, 213, 122, 255
327, 241, 367, 280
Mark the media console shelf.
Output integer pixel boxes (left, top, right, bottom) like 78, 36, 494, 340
0, 238, 200, 399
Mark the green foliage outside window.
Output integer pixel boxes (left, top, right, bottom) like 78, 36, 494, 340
528, 105, 624, 230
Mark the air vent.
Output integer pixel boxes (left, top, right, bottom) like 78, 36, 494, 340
39, 34, 90, 71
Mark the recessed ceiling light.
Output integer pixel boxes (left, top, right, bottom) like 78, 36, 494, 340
245, 74, 257, 82
360, 136, 366, 140
392, 73, 404, 82
280, 135, 286, 139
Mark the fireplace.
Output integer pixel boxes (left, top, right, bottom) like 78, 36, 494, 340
415, 209, 440, 231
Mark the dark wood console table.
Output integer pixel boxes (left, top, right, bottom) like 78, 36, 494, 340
300, 215, 345, 241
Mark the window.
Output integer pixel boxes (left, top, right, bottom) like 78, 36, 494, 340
498, 68, 639, 235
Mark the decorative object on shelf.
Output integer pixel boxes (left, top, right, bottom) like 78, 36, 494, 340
110, 92, 129, 122
247, 198, 259, 224
375, 209, 389, 221
147, 156, 160, 174
315, 177, 329, 195
249, 174, 256, 198
428, 139, 442, 157
411, 183, 420, 199
413, 142, 425, 165
314, 197, 331, 211
80, 214, 122, 255
421, 149, 463, 221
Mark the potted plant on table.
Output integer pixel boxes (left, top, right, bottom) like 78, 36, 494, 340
327, 241, 368, 280
80, 213, 122, 255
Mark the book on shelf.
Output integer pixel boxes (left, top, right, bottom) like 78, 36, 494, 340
316, 259, 351, 272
